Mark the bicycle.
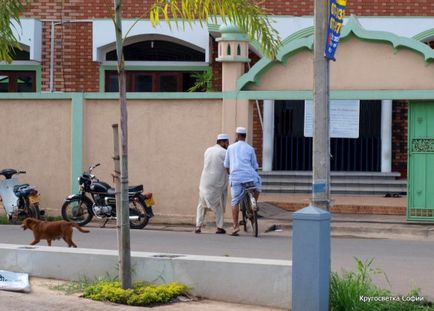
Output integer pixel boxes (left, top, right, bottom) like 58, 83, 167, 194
239, 181, 259, 237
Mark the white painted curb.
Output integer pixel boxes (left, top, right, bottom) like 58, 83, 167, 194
0, 244, 292, 309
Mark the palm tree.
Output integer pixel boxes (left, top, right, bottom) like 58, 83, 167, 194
0, 0, 27, 62
113, 0, 280, 290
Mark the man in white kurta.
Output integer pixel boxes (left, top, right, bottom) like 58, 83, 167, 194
195, 134, 229, 234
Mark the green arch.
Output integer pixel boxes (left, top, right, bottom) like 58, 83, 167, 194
412, 28, 434, 42
237, 15, 434, 91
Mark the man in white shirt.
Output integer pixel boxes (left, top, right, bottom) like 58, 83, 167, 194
195, 133, 230, 234
224, 127, 261, 236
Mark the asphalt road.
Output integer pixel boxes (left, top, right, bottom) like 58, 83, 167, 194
0, 223, 433, 299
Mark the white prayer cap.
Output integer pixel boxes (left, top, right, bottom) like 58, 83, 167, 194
236, 127, 247, 134
217, 133, 229, 140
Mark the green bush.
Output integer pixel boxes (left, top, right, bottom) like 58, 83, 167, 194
0, 214, 9, 224
83, 280, 188, 306
330, 258, 434, 311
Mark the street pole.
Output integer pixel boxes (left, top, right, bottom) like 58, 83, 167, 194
291, 1, 331, 310
312, 0, 331, 211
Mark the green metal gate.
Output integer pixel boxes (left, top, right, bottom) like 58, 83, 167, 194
408, 101, 434, 221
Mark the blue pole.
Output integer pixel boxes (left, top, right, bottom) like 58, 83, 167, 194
292, 205, 331, 311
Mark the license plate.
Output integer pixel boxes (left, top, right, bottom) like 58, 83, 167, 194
29, 195, 39, 204
145, 197, 155, 207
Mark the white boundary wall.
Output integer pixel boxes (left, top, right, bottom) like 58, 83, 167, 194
0, 244, 292, 309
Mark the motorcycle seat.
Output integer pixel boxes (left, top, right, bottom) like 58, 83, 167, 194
105, 185, 143, 197
14, 184, 33, 196
129, 185, 143, 193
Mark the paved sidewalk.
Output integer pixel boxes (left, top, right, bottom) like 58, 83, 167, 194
139, 196, 434, 241
0, 278, 284, 311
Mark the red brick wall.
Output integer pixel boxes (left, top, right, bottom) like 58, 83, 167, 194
260, 0, 434, 16
392, 100, 408, 178
22, 0, 434, 92
210, 38, 222, 91
252, 100, 263, 167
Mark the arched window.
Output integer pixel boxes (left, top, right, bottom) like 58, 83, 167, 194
105, 40, 205, 62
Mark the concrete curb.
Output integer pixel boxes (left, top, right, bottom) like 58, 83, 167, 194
261, 221, 434, 241
0, 243, 292, 309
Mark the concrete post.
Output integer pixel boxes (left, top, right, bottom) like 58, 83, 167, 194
292, 205, 331, 311
262, 99, 275, 171
381, 100, 392, 173
312, 0, 331, 210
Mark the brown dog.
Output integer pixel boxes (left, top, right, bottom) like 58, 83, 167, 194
21, 218, 89, 247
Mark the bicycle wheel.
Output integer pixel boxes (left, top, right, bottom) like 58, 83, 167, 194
246, 192, 258, 237
241, 197, 248, 232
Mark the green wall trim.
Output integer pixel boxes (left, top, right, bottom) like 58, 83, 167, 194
99, 65, 211, 92
70, 93, 84, 194
412, 28, 434, 42
215, 57, 251, 63
208, 23, 220, 33
0, 91, 223, 100
0, 63, 42, 92
237, 15, 434, 91
0, 92, 74, 99
1, 90, 434, 101
85, 92, 223, 100
233, 90, 434, 100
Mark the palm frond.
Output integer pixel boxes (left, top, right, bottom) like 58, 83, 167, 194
0, 0, 28, 63
150, 0, 281, 60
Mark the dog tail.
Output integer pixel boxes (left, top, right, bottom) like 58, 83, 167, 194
71, 222, 90, 233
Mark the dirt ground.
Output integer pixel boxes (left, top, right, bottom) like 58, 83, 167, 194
0, 277, 284, 311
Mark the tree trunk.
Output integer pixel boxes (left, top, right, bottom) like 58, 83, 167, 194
112, 124, 122, 268
114, 0, 132, 289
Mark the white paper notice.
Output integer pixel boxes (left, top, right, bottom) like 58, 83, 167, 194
304, 100, 360, 138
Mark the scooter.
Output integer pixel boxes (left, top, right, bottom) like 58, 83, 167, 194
0, 169, 44, 223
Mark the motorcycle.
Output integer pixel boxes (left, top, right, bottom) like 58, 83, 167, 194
61, 163, 155, 229
0, 169, 44, 223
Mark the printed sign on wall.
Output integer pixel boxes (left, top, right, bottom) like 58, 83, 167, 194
304, 100, 360, 138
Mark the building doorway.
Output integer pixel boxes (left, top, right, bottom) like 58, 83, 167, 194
273, 100, 381, 171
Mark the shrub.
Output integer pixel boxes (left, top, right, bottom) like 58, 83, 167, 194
83, 280, 188, 306
0, 214, 9, 224
330, 258, 434, 311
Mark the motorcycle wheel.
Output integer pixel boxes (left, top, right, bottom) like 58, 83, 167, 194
129, 200, 149, 229
61, 197, 93, 226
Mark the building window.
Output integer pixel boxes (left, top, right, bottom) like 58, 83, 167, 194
105, 71, 203, 92
0, 71, 36, 92
105, 40, 205, 62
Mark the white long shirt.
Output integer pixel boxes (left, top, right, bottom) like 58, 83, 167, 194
224, 140, 259, 184
198, 144, 228, 209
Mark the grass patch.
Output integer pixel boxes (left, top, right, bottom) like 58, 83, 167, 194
83, 281, 188, 306
331, 258, 434, 311
50, 277, 92, 295
0, 214, 9, 224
